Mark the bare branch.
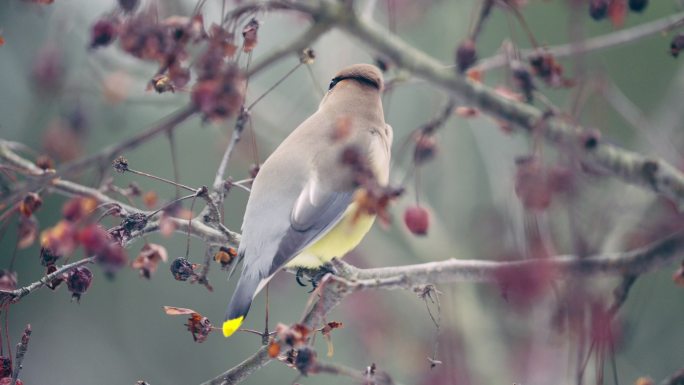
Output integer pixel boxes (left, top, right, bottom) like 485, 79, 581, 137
0, 143, 237, 247
477, 12, 684, 71
0, 258, 95, 305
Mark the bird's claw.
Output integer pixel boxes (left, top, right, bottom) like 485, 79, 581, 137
295, 263, 337, 292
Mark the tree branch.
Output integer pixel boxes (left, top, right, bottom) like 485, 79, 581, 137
202, 231, 684, 385
0, 257, 95, 305
0, 142, 237, 247
477, 12, 684, 72
10, 324, 31, 385
318, 6, 684, 209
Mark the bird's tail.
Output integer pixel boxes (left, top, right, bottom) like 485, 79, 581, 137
223, 270, 261, 337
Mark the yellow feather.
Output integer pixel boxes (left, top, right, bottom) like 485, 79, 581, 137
286, 203, 375, 268
222, 316, 244, 337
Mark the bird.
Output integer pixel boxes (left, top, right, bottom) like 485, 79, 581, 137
222, 63, 393, 337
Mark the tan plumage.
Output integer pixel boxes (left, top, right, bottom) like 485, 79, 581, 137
223, 64, 392, 337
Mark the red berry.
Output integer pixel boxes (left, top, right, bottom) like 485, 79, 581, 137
404, 206, 430, 236
671, 33, 684, 58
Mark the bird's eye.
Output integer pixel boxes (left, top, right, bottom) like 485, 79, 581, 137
328, 77, 340, 91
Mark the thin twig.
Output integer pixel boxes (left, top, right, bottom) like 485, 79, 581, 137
10, 324, 31, 385
0, 258, 95, 305
476, 12, 684, 71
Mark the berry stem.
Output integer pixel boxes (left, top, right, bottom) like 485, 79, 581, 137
125, 168, 196, 194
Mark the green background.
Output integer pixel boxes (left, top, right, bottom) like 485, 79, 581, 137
1, 1, 683, 384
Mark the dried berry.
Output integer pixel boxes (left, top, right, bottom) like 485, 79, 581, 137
404, 206, 429, 236
511, 62, 535, 103
163, 307, 212, 342
529, 51, 573, 88
90, 19, 119, 49
35, 154, 55, 170
628, 0, 648, 12
40, 247, 61, 267
299, 48, 315, 65
67, 266, 93, 301
121, 212, 148, 234
589, 0, 609, 20
185, 313, 213, 342
455, 39, 477, 74
214, 246, 237, 269
671, 33, 684, 58
19, 192, 42, 217
118, 0, 139, 12
581, 129, 601, 150
45, 264, 65, 290
294, 346, 317, 374
150, 74, 175, 93
170, 257, 195, 281
0, 356, 10, 378
112, 156, 129, 173
242, 18, 259, 52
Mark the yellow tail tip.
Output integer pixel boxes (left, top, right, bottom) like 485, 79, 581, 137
222, 316, 244, 337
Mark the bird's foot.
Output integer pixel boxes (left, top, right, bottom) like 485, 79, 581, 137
309, 262, 337, 291
294, 263, 338, 292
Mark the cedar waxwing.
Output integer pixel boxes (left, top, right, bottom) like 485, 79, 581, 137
223, 64, 393, 337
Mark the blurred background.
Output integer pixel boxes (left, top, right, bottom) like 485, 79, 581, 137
1, 0, 684, 384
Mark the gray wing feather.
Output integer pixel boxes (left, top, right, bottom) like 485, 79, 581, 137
268, 185, 354, 275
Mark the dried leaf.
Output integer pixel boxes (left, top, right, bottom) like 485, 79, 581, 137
163, 306, 197, 315
132, 243, 168, 278
242, 18, 259, 52
18, 215, 38, 249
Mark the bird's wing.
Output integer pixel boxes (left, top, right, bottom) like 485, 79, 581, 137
267, 178, 355, 275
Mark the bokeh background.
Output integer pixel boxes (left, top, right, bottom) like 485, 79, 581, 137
1, 0, 684, 384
